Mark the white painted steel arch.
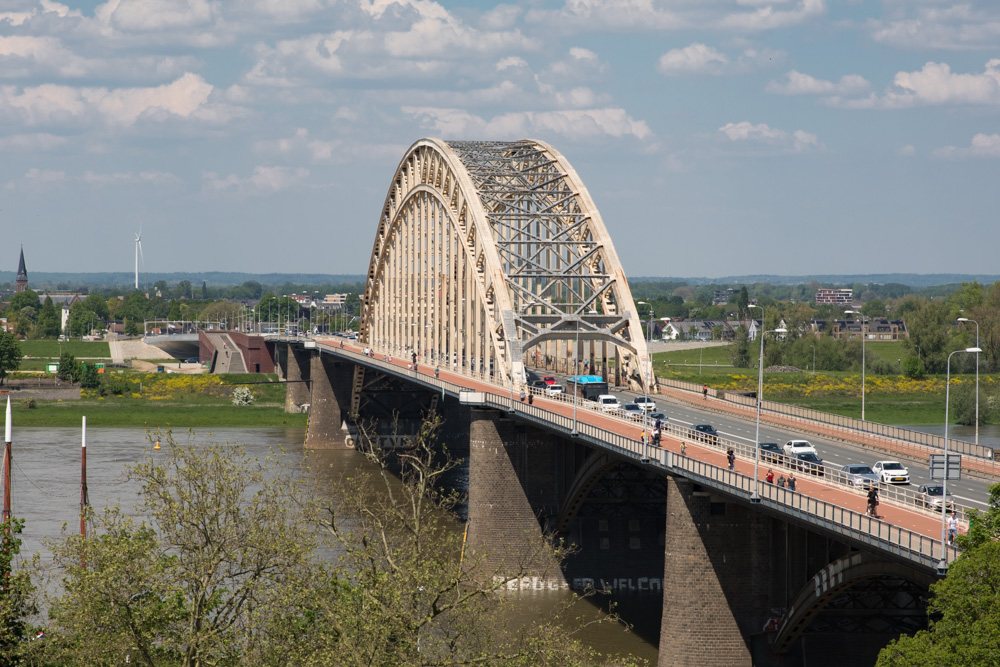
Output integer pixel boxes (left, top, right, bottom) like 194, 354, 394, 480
360, 138, 650, 390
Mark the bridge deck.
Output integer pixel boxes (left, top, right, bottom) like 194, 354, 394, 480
308, 336, 958, 573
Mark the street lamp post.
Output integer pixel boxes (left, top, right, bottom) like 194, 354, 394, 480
751, 326, 786, 501
957, 317, 980, 447
637, 302, 654, 445
572, 320, 580, 435
845, 310, 867, 422
941, 347, 981, 570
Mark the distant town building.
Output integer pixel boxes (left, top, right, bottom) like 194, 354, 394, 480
712, 288, 738, 305
815, 288, 853, 305
15, 246, 27, 294
812, 318, 908, 341
323, 293, 348, 308
39, 292, 84, 332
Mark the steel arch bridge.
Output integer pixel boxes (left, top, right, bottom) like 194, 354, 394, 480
360, 138, 650, 393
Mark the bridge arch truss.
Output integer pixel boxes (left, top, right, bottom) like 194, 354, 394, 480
360, 138, 650, 390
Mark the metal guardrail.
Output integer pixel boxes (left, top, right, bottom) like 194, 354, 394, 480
313, 341, 954, 570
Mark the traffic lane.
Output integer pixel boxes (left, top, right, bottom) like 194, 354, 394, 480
624, 391, 993, 508
336, 347, 955, 541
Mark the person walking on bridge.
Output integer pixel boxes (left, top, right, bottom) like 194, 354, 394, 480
726, 448, 735, 471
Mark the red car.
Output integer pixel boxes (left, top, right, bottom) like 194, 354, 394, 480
542, 376, 557, 385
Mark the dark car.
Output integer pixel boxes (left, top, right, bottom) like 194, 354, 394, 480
184, 357, 199, 363
794, 452, 825, 476
839, 464, 878, 489
758, 442, 783, 463
692, 424, 718, 444
529, 379, 548, 389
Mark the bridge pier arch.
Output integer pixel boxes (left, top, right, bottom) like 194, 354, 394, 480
304, 351, 355, 449
466, 407, 566, 588
282, 345, 312, 414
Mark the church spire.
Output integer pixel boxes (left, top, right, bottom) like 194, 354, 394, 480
15, 246, 27, 294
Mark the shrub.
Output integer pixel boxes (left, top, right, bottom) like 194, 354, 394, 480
231, 386, 255, 406
19, 398, 35, 409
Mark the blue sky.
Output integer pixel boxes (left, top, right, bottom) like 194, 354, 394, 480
1, 0, 997, 279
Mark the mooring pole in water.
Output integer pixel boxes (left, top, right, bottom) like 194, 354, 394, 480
80, 416, 89, 539
3, 396, 11, 526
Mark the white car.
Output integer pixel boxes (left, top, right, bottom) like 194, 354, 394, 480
783, 440, 817, 456
873, 460, 910, 485
545, 384, 565, 397
633, 396, 657, 412
596, 394, 621, 413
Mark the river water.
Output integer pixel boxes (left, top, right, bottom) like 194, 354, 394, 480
8, 427, 659, 664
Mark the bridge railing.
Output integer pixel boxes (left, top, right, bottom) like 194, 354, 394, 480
659, 374, 996, 462
318, 341, 959, 569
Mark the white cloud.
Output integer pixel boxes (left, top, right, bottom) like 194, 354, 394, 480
830, 59, 1000, 109
0, 35, 198, 80
203, 166, 310, 195
0, 133, 67, 151
933, 133, 1000, 159
94, 0, 215, 32
868, 3, 1000, 50
402, 106, 653, 141
496, 56, 528, 71
718, 120, 822, 152
0, 73, 229, 126
765, 70, 870, 95
658, 43, 728, 75
898, 144, 917, 156
81, 170, 180, 185
3, 166, 179, 191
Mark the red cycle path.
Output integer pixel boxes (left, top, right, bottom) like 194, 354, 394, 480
325, 339, 953, 547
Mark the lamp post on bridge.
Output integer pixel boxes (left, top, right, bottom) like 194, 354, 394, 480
940, 346, 981, 572
637, 301, 654, 446
572, 319, 580, 435
748, 304, 785, 501
845, 310, 867, 422
957, 317, 980, 447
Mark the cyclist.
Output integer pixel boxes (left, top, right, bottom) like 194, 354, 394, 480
867, 487, 880, 517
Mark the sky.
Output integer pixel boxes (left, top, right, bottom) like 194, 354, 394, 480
1, 0, 998, 280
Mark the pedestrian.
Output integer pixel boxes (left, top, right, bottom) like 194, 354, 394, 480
777, 474, 786, 488
680, 441, 687, 456
654, 417, 662, 431
434, 367, 440, 378
702, 384, 708, 400
948, 512, 958, 544
787, 474, 796, 491
653, 428, 661, 446
641, 430, 647, 445
520, 389, 526, 402
411, 351, 417, 366
727, 448, 735, 471
766, 468, 774, 484
527, 394, 533, 405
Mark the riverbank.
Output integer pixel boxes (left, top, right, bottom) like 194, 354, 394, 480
4, 372, 307, 428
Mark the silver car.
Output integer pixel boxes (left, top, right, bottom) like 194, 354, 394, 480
839, 464, 878, 489
917, 484, 955, 511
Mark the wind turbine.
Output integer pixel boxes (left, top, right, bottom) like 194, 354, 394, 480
134, 228, 144, 290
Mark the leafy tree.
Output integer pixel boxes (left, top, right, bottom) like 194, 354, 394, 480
731, 325, 751, 368
56, 351, 82, 383
0, 332, 22, 386
7, 289, 39, 315
905, 300, 956, 373
35, 435, 321, 666
66, 303, 100, 337
201, 281, 208, 299
175, 280, 193, 299
902, 355, 925, 379
294, 415, 634, 666
735, 286, 750, 320
878, 483, 1000, 666
81, 293, 110, 320
80, 363, 100, 389
0, 517, 35, 663
168, 300, 182, 321
861, 299, 886, 318
37, 297, 61, 338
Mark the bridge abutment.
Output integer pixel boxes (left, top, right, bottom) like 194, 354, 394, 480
305, 353, 355, 449
466, 407, 565, 588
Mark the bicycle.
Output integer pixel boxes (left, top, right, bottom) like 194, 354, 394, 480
867, 500, 879, 518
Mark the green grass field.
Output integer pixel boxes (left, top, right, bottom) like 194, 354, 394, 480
20, 340, 110, 358
10, 400, 307, 428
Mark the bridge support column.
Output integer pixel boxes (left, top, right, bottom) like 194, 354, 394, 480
659, 475, 772, 667
305, 353, 354, 450
466, 407, 565, 588
283, 346, 311, 414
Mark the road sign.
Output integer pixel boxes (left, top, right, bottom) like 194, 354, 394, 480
929, 453, 961, 481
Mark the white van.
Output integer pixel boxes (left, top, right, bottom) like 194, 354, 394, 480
596, 394, 621, 413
